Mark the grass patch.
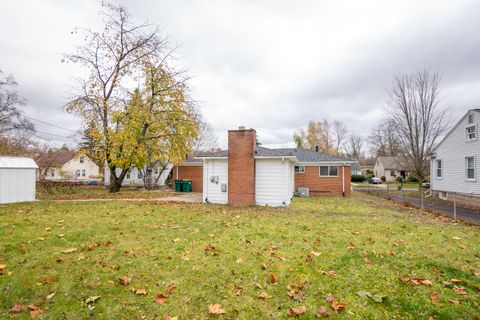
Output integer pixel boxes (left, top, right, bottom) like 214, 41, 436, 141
0, 194, 479, 319
36, 185, 175, 200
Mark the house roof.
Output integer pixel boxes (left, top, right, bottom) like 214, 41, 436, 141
196, 147, 352, 163
432, 109, 480, 154
376, 156, 411, 170
35, 151, 76, 168
0, 157, 38, 169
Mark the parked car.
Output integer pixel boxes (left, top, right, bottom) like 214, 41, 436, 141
368, 177, 382, 184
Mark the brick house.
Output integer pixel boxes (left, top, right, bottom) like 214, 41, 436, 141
171, 157, 203, 192
195, 127, 354, 206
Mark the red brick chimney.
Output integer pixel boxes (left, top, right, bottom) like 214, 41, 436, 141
228, 126, 256, 205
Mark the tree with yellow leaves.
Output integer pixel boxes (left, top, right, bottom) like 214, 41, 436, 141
65, 2, 198, 192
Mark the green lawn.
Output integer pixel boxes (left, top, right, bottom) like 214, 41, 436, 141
0, 194, 479, 319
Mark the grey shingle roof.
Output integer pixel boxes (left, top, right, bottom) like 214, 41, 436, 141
272, 148, 351, 162
377, 156, 411, 170
196, 147, 351, 163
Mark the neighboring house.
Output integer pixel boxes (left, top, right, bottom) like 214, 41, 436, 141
360, 158, 375, 176
36, 151, 100, 181
430, 109, 480, 208
374, 156, 411, 182
351, 162, 362, 176
104, 163, 173, 187
0, 157, 38, 204
196, 127, 354, 207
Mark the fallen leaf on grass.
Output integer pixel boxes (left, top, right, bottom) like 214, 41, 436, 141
347, 242, 355, 249
208, 304, 226, 315
62, 248, 77, 254
119, 276, 130, 286
429, 291, 439, 303
305, 255, 313, 263
236, 257, 243, 264
155, 293, 167, 304
11, 304, 23, 313
452, 236, 461, 240
135, 288, 147, 295
269, 273, 279, 284
47, 292, 56, 300
162, 317, 178, 320
449, 299, 461, 304
260, 263, 267, 270
29, 308, 43, 318
316, 306, 330, 318
204, 244, 216, 251
453, 286, 467, 295
398, 277, 432, 286
325, 294, 347, 311
46, 278, 55, 284
85, 296, 101, 304
234, 283, 242, 296
311, 251, 321, 257
166, 284, 177, 294
0, 264, 6, 270
356, 291, 386, 303
258, 291, 270, 300
450, 278, 463, 283
318, 270, 338, 276
288, 305, 306, 316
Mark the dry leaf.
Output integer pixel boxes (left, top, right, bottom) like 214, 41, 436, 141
453, 286, 467, 295
305, 255, 313, 263
324, 294, 336, 303
316, 306, 330, 318
269, 273, 279, 284
0, 264, 6, 270
30, 308, 43, 318
155, 293, 167, 304
331, 300, 347, 311
62, 248, 77, 254
452, 236, 461, 240
311, 251, 321, 257
234, 283, 242, 296
119, 276, 130, 286
205, 244, 216, 251
236, 257, 243, 264
162, 317, 178, 320
85, 296, 101, 304
449, 299, 461, 305
288, 305, 306, 316
208, 303, 226, 315
429, 291, 439, 303
135, 288, 147, 295
261, 263, 267, 270
47, 292, 56, 300
258, 291, 270, 300
347, 242, 355, 249
167, 284, 177, 294
11, 304, 23, 313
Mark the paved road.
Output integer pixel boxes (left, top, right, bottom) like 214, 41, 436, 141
355, 188, 480, 225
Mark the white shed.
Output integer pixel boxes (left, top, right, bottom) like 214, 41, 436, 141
0, 157, 38, 204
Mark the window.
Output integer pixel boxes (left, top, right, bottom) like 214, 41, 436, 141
466, 125, 476, 141
295, 166, 305, 173
320, 166, 338, 177
138, 171, 143, 179
154, 168, 159, 174
468, 113, 474, 124
436, 160, 442, 178
466, 156, 475, 180
75, 169, 80, 177
82, 169, 86, 177
390, 170, 396, 177
51, 170, 55, 177
79, 156, 85, 163
126, 172, 130, 179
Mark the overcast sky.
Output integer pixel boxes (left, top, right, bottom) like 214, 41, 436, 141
1, 0, 480, 149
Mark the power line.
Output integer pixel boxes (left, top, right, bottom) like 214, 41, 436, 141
35, 129, 76, 140
24, 115, 78, 133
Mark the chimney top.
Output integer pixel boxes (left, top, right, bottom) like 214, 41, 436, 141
238, 126, 246, 130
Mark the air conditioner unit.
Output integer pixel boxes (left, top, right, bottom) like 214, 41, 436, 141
298, 187, 309, 197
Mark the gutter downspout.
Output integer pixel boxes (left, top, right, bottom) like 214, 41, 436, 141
342, 162, 345, 197
176, 165, 179, 180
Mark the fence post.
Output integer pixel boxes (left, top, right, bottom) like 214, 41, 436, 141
387, 182, 390, 199
421, 187, 424, 209
453, 192, 457, 220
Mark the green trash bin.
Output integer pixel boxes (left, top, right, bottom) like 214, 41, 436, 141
175, 180, 182, 192
182, 179, 192, 192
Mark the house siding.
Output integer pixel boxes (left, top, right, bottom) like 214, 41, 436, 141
295, 165, 351, 196
172, 165, 203, 192
203, 159, 228, 204
431, 110, 480, 196
0, 168, 36, 204
255, 159, 294, 206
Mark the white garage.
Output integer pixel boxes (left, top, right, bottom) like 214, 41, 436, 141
0, 157, 38, 204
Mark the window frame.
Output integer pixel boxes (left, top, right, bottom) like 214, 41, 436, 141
295, 165, 305, 173
465, 156, 476, 181
79, 156, 85, 164
319, 165, 339, 177
466, 124, 477, 141
81, 169, 86, 177
435, 159, 442, 179
390, 170, 396, 177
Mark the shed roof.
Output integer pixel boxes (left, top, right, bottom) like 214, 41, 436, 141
0, 157, 39, 169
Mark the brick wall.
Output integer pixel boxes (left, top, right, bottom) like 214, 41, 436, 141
295, 165, 351, 196
172, 165, 203, 192
228, 128, 256, 205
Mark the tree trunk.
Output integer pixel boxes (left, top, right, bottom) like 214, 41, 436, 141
418, 175, 423, 191
109, 167, 128, 193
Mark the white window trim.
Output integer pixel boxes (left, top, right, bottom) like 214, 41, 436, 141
466, 124, 477, 141
319, 165, 339, 177
295, 165, 305, 173
435, 159, 443, 180
465, 155, 476, 182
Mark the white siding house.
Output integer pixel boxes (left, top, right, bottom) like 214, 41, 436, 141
0, 157, 38, 204
255, 158, 295, 206
104, 163, 173, 187
430, 109, 480, 205
202, 159, 228, 204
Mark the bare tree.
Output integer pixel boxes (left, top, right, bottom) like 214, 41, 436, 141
332, 120, 348, 154
293, 119, 347, 155
192, 120, 218, 155
368, 121, 403, 157
0, 69, 34, 135
385, 70, 447, 189
345, 134, 363, 160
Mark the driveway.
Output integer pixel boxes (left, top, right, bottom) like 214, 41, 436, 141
157, 192, 202, 203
